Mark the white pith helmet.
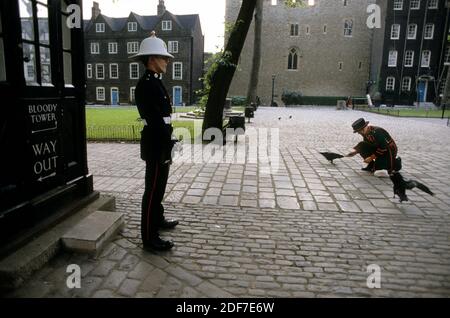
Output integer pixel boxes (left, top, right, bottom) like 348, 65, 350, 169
129, 31, 174, 60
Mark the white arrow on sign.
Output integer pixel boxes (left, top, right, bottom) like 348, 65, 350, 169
32, 121, 58, 134
38, 172, 56, 182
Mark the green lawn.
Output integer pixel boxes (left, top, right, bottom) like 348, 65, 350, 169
85, 107, 200, 142
360, 107, 450, 118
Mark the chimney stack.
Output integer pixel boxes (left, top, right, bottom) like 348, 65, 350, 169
157, 0, 166, 16
92, 1, 101, 20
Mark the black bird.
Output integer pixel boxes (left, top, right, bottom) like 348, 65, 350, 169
390, 172, 434, 202
278, 117, 281, 120
319, 151, 344, 164
289, 115, 292, 119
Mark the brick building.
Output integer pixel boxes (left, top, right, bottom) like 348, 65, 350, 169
84, 1, 204, 106
370, 0, 450, 106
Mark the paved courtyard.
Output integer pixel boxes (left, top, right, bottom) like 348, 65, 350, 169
6, 107, 450, 298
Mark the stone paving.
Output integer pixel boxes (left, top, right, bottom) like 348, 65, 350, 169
5, 107, 450, 298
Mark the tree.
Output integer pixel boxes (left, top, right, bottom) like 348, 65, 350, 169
246, 0, 263, 106
202, 0, 257, 136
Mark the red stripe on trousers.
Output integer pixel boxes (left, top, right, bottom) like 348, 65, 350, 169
146, 163, 159, 241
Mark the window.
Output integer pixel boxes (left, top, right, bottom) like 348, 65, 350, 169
421, 50, 431, 67
91, 42, 100, 54
127, 42, 139, 54
338, 62, 343, 71
288, 48, 298, 70
386, 77, 395, 91
391, 24, 400, 39
358, 61, 362, 69
96, 87, 105, 101
290, 24, 299, 36
168, 41, 178, 53
344, 20, 353, 37
404, 50, 414, 67
61, 1, 73, 86
428, 0, 438, 8
95, 23, 105, 32
271, 0, 277, 5
129, 63, 139, 79
110, 63, 119, 79
388, 50, 398, 67
323, 25, 327, 34
128, 22, 137, 32
343, 0, 348, 6
407, 24, 417, 39
162, 20, 172, 31
19, 0, 53, 85
87, 64, 92, 78
445, 46, 450, 63
401, 77, 411, 91
96, 64, 104, 79
108, 42, 118, 54
173, 62, 182, 80
130, 87, 136, 103
305, 25, 310, 35
394, 0, 403, 10
410, 0, 420, 9
424, 24, 434, 39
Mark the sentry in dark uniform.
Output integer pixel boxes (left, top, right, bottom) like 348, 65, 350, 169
131, 32, 178, 251
347, 118, 401, 175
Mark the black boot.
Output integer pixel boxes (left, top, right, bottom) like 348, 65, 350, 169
160, 219, 179, 230
144, 236, 174, 251
361, 160, 375, 172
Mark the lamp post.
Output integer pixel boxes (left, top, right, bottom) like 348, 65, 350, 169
271, 74, 276, 106
442, 62, 450, 119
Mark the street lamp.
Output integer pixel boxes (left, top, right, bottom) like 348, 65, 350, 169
271, 74, 276, 106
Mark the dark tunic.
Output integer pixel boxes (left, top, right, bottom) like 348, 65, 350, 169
354, 126, 398, 173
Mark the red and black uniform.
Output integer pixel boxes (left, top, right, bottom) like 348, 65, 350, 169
354, 126, 398, 173
135, 69, 174, 247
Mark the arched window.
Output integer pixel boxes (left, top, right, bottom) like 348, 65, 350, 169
288, 48, 298, 70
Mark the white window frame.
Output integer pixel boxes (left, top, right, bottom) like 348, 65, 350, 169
87, 64, 92, 79
109, 63, 119, 79
96, 87, 105, 101
290, 24, 299, 36
90, 42, 99, 54
404, 50, 414, 67
128, 22, 137, 32
168, 41, 179, 53
344, 20, 353, 37
129, 63, 139, 79
173, 62, 182, 80
445, 46, 450, 63
393, 0, 403, 10
407, 24, 417, 39
391, 24, 400, 40
424, 24, 434, 39
108, 42, 118, 54
288, 48, 298, 70
386, 77, 395, 91
428, 0, 438, 9
162, 20, 172, 31
421, 50, 431, 67
401, 77, 411, 91
96, 63, 104, 79
127, 42, 139, 54
95, 23, 105, 33
388, 50, 398, 67
130, 87, 136, 103
410, 0, 420, 9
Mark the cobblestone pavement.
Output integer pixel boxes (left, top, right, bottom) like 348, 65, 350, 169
7, 107, 450, 298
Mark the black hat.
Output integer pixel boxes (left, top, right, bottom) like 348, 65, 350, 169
352, 118, 369, 133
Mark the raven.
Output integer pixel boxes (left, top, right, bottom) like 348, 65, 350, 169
390, 172, 434, 202
319, 152, 344, 164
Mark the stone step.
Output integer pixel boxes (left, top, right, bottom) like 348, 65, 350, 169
62, 210, 124, 255
0, 194, 116, 291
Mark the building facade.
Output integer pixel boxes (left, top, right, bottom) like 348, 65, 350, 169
225, 0, 375, 105
371, 0, 450, 106
84, 1, 204, 106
